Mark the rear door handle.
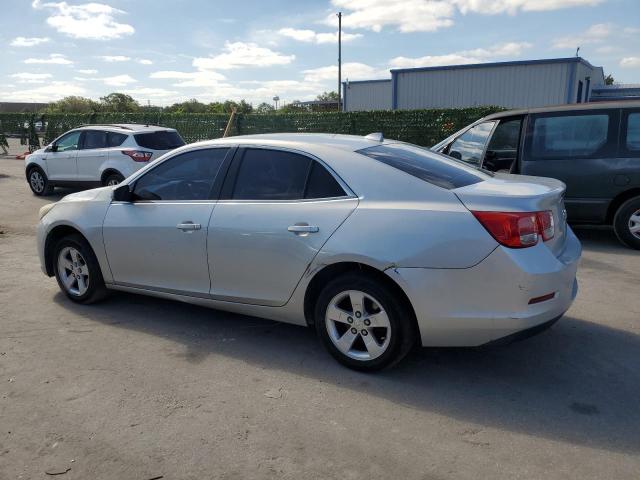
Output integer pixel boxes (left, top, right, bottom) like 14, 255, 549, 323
177, 222, 201, 231
288, 224, 319, 234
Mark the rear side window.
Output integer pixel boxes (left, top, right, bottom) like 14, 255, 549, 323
305, 162, 346, 198
232, 149, 311, 200
626, 113, 640, 152
82, 130, 107, 149
447, 121, 496, 165
134, 130, 185, 150
357, 143, 489, 190
108, 132, 127, 147
528, 112, 614, 160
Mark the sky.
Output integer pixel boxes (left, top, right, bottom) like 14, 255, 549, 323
1, 0, 639, 106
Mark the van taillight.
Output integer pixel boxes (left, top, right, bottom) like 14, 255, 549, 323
472, 210, 555, 248
121, 150, 152, 162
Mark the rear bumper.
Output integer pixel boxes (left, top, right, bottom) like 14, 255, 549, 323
387, 227, 581, 347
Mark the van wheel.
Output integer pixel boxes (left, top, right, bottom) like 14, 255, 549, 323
613, 196, 640, 249
28, 167, 53, 196
103, 172, 124, 186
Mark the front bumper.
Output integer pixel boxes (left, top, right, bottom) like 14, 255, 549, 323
387, 227, 581, 347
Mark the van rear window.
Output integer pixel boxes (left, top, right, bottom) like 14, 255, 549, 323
134, 131, 185, 150
357, 143, 488, 189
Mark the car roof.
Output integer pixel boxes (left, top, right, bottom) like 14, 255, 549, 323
74, 124, 177, 134
195, 133, 398, 153
482, 100, 640, 120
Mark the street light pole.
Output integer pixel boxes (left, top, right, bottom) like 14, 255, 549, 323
337, 11, 342, 112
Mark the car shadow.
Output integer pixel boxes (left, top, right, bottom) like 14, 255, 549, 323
573, 225, 633, 256
53, 290, 640, 455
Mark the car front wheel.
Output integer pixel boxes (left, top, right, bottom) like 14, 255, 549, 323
53, 234, 108, 304
613, 196, 640, 250
28, 167, 53, 196
314, 273, 416, 371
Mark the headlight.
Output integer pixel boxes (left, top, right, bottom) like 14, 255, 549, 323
39, 203, 56, 220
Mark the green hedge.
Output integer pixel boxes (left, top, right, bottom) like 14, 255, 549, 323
0, 107, 503, 148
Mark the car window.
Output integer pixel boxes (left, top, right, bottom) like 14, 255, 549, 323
232, 149, 312, 200
448, 121, 496, 165
487, 119, 521, 151
55, 131, 81, 152
305, 162, 346, 199
81, 130, 108, 150
626, 113, 640, 151
357, 143, 488, 190
134, 131, 185, 150
133, 148, 228, 201
529, 114, 610, 159
108, 132, 128, 147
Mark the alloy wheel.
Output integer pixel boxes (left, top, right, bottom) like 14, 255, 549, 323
30, 170, 44, 193
57, 247, 90, 296
325, 289, 391, 361
106, 178, 120, 186
629, 209, 640, 240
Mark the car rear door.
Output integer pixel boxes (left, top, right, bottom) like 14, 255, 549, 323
207, 146, 358, 306
44, 130, 81, 181
77, 130, 108, 182
520, 108, 620, 223
102, 147, 232, 296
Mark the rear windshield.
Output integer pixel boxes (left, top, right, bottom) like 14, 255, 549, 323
357, 143, 488, 189
134, 131, 185, 150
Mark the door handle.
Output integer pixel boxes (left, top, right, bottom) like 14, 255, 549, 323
177, 222, 201, 231
288, 224, 319, 234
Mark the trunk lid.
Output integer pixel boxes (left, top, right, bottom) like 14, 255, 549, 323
454, 173, 568, 255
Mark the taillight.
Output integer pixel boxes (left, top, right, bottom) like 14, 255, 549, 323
472, 210, 555, 248
121, 150, 152, 162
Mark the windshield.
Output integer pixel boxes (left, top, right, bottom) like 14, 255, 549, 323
134, 131, 185, 150
357, 143, 489, 190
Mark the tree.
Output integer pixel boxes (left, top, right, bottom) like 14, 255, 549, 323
255, 102, 275, 114
44, 96, 99, 113
99, 93, 140, 112
222, 100, 253, 114
316, 91, 339, 102
604, 74, 615, 86
165, 99, 209, 114
279, 101, 306, 113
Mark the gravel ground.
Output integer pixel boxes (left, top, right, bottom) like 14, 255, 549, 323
1, 142, 639, 479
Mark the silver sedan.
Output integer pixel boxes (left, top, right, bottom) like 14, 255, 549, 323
36, 133, 581, 370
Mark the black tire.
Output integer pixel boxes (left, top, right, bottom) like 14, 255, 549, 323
53, 234, 109, 304
314, 273, 416, 371
613, 196, 640, 250
103, 172, 125, 187
27, 166, 53, 196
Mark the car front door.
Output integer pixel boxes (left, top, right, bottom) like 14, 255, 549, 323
445, 121, 497, 167
481, 117, 524, 172
207, 147, 358, 306
520, 109, 620, 223
102, 147, 232, 296
44, 130, 81, 181
77, 130, 108, 182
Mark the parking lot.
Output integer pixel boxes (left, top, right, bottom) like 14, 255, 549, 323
1, 144, 639, 479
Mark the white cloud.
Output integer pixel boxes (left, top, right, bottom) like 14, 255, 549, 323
0, 81, 86, 102
149, 70, 227, 88
123, 87, 179, 99
32, 0, 134, 40
102, 74, 137, 86
10, 36, 50, 47
78, 69, 98, 74
138, 59, 153, 65
10, 72, 53, 83
193, 42, 295, 70
278, 28, 362, 44
326, 0, 603, 33
100, 55, 131, 62
24, 53, 73, 65
552, 23, 612, 49
303, 62, 387, 83
389, 42, 532, 69
620, 57, 640, 68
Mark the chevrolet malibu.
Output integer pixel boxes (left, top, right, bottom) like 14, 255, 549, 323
36, 133, 581, 371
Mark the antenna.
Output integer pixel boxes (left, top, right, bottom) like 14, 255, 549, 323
575, 46, 580, 57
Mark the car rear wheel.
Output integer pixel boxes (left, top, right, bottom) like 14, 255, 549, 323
54, 234, 108, 304
314, 273, 416, 371
28, 167, 53, 196
103, 172, 125, 186
613, 196, 640, 250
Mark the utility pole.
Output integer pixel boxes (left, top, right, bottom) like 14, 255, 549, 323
337, 11, 342, 112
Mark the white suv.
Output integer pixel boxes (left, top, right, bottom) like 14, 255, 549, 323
25, 124, 185, 195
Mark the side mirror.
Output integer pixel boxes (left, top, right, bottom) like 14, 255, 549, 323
112, 183, 133, 202
45, 144, 58, 153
